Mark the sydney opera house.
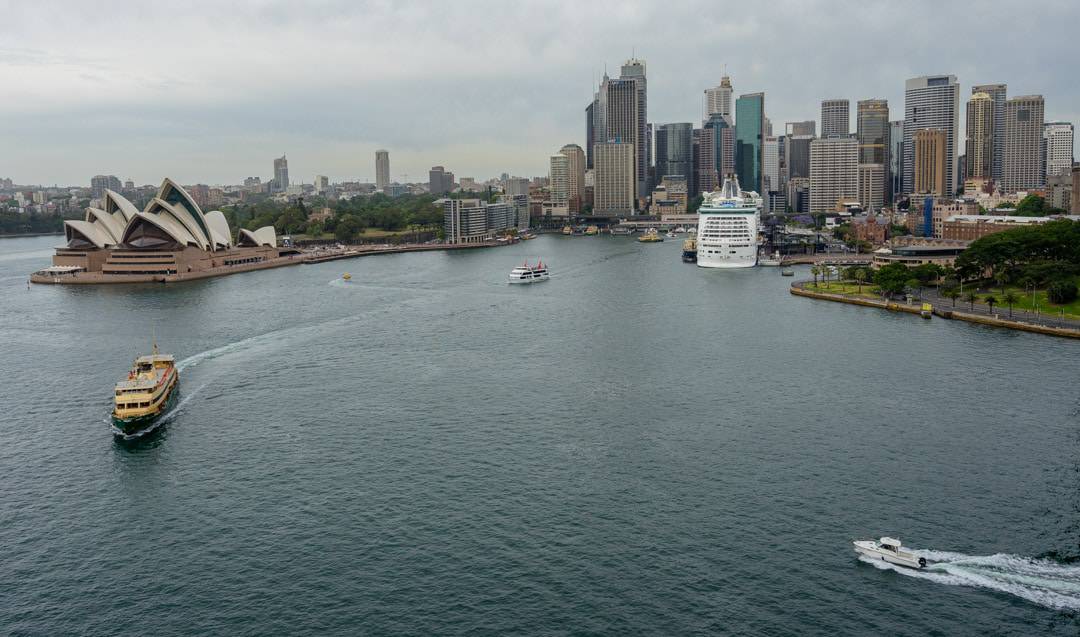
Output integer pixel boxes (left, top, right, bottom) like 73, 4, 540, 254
34, 178, 297, 283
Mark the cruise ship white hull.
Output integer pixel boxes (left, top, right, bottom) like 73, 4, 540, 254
696, 246, 757, 268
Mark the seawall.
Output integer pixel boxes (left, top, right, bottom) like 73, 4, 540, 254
790, 284, 1080, 340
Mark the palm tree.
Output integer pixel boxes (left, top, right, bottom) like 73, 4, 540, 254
964, 291, 978, 311
943, 287, 960, 307
994, 270, 1009, 295
984, 294, 998, 315
1002, 291, 1019, 318
810, 266, 820, 287
853, 269, 867, 294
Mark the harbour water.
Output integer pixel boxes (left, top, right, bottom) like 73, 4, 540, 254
1, 234, 1079, 635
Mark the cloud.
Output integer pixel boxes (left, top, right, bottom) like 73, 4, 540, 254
0, 0, 1076, 185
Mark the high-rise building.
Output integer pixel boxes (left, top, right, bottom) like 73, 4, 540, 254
1043, 122, 1074, 179
596, 74, 638, 202
559, 144, 586, 213
786, 121, 816, 137
888, 121, 904, 200
1002, 95, 1044, 192
856, 99, 889, 212
585, 98, 597, 169
913, 129, 947, 196
965, 93, 994, 180
698, 115, 735, 194
90, 175, 122, 198
273, 155, 289, 193
821, 99, 850, 137
549, 154, 570, 209
655, 123, 693, 181
735, 93, 765, 193
705, 76, 733, 120
858, 164, 885, 213
620, 58, 648, 200
809, 136, 858, 212
903, 75, 959, 195
786, 135, 813, 182
314, 175, 329, 194
429, 166, 454, 195
593, 142, 635, 217
972, 84, 1007, 181
763, 136, 785, 212
505, 177, 529, 198
375, 150, 390, 190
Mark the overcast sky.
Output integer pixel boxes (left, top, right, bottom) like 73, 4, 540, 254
2, 0, 1077, 187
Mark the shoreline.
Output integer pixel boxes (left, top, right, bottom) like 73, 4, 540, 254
790, 283, 1080, 340
0, 232, 64, 239
29, 240, 509, 285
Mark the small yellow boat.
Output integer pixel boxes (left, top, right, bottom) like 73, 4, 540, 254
561, 225, 573, 235
343, 273, 352, 281
638, 228, 663, 243
585, 225, 599, 235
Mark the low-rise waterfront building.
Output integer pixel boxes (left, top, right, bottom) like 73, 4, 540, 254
871, 237, 969, 268
940, 214, 1054, 241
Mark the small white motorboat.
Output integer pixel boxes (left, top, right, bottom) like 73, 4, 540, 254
853, 537, 926, 569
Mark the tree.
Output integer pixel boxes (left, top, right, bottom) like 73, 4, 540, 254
1002, 291, 1019, 318
334, 216, 362, 242
942, 287, 961, 307
853, 268, 867, 294
810, 266, 820, 287
993, 269, 1009, 295
873, 263, 910, 298
1047, 279, 1078, 304
964, 291, 978, 311
984, 294, 998, 315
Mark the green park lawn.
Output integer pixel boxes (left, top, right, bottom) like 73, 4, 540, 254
948, 277, 1080, 320
803, 281, 882, 300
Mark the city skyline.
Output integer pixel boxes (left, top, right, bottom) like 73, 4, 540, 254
2, 1, 1078, 185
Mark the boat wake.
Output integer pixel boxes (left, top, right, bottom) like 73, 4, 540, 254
107, 383, 206, 439
859, 549, 1080, 610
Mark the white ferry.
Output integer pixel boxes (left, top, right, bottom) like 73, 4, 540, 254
508, 259, 549, 284
696, 175, 763, 269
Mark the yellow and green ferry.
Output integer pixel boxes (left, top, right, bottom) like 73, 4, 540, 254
112, 345, 179, 435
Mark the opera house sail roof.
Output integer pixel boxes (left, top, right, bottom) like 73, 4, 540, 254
64, 178, 276, 252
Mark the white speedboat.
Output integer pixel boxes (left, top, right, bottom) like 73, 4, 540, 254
853, 537, 926, 569
508, 259, 549, 284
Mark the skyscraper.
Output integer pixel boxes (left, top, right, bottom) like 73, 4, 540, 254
593, 142, 635, 216
856, 99, 889, 212
786, 121, 816, 137
620, 58, 648, 200
654, 123, 693, 181
786, 136, 813, 182
585, 98, 597, 169
90, 175, 122, 198
735, 93, 765, 192
821, 99, 850, 137
903, 75, 959, 195
698, 115, 735, 194
549, 154, 570, 209
965, 93, 994, 181
971, 84, 1007, 181
705, 76, 733, 120
1002, 95, 1045, 192
913, 129, 947, 196
597, 74, 638, 202
809, 136, 858, 212
888, 121, 904, 200
375, 150, 390, 190
559, 144, 586, 213
273, 155, 289, 193
1043, 122, 1074, 179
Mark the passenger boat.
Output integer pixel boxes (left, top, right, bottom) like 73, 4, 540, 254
638, 228, 663, 243
112, 342, 179, 435
853, 537, 926, 569
561, 225, 572, 235
682, 238, 697, 263
508, 259, 550, 284
342, 273, 352, 281
697, 175, 762, 268
585, 225, 599, 235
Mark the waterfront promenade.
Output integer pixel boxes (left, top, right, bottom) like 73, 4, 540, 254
791, 280, 1080, 339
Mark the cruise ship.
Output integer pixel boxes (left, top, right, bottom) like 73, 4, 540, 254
696, 176, 763, 269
